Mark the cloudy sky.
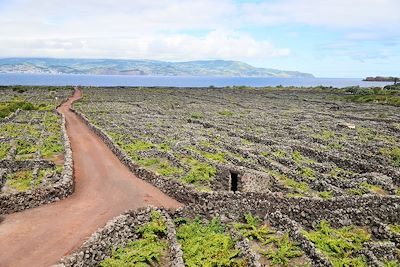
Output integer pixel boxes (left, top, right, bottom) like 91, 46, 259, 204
0, 0, 399, 77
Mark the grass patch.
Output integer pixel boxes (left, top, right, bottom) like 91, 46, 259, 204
6, 170, 33, 191
41, 136, 63, 158
261, 151, 271, 158
345, 94, 400, 107
359, 182, 385, 195
234, 214, 307, 266
234, 213, 274, 242
383, 260, 400, 267
380, 147, 400, 167
273, 149, 287, 159
286, 193, 306, 198
125, 140, 155, 153
312, 130, 335, 141
218, 109, 234, 116
268, 170, 310, 194
0, 142, 11, 159
326, 143, 344, 150
199, 150, 226, 163
16, 139, 37, 156
176, 217, 246, 267
388, 224, 400, 235
35, 168, 54, 187
158, 143, 171, 152
182, 159, 216, 185
285, 178, 310, 193
304, 220, 370, 267
347, 188, 365, 196
329, 167, 353, 179
319, 191, 333, 200
190, 112, 204, 119
292, 150, 303, 163
100, 211, 167, 267
260, 233, 304, 266
138, 157, 183, 176
0, 100, 37, 118
297, 167, 316, 180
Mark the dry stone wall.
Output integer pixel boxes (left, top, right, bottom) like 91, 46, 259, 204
58, 207, 184, 267
0, 112, 74, 214
72, 107, 400, 226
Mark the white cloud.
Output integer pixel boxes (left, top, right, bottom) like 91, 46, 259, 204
241, 0, 400, 29
0, 0, 398, 65
0, 30, 290, 60
0, 0, 292, 61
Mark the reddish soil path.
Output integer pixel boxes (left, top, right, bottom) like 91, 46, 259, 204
0, 89, 181, 267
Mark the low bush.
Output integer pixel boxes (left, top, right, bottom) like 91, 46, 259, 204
176, 217, 246, 267
380, 147, 400, 167
0, 142, 11, 159
100, 211, 167, 267
190, 112, 204, 119
218, 109, 234, 116
0, 100, 37, 118
235, 214, 307, 266
304, 220, 370, 267
6, 170, 34, 191
182, 158, 216, 185
234, 213, 274, 242
260, 234, 304, 266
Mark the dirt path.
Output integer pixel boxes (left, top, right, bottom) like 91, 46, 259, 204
0, 89, 181, 267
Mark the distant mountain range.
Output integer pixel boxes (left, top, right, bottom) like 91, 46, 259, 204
0, 58, 314, 78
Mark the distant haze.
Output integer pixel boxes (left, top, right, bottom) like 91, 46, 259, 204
0, 58, 313, 78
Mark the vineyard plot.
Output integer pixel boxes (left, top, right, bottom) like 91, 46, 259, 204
74, 87, 400, 198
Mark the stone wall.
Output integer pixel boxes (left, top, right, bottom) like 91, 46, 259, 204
71, 108, 400, 226
58, 203, 400, 267
0, 109, 21, 123
0, 111, 74, 214
58, 207, 185, 267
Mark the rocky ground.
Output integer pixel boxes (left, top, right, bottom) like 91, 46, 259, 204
65, 86, 400, 267
75, 87, 400, 198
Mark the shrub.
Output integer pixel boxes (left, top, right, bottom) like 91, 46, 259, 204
285, 178, 310, 193
388, 224, 400, 235
0, 100, 37, 118
383, 260, 400, 267
176, 218, 246, 267
218, 109, 234, 116
380, 147, 400, 167
304, 220, 370, 267
234, 213, 274, 242
100, 211, 167, 267
292, 150, 303, 163
319, 191, 333, 200
273, 149, 287, 159
190, 112, 204, 119
182, 160, 216, 184
7, 170, 33, 191
0, 142, 11, 159
260, 234, 304, 265
198, 150, 226, 163
298, 167, 316, 180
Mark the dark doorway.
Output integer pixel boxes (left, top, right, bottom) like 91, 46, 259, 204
230, 172, 239, 192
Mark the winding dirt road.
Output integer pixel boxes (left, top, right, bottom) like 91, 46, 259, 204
0, 89, 181, 267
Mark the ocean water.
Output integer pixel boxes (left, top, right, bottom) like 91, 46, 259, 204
0, 73, 393, 88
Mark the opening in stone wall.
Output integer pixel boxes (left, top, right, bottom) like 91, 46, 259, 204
230, 172, 239, 192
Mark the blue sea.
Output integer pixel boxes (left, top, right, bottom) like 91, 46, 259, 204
0, 73, 393, 88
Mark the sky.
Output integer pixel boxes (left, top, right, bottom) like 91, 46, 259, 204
0, 0, 399, 77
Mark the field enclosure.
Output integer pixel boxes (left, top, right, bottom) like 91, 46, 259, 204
74, 87, 400, 198
0, 86, 73, 212
62, 86, 400, 267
